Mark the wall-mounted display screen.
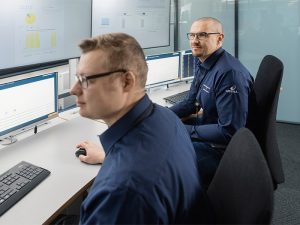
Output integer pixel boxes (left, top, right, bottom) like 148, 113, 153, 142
92, 0, 170, 48
0, 0, 91, 70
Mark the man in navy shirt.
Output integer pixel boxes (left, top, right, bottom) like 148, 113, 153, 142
170, 17, 253, 189
70, 33, 211, 224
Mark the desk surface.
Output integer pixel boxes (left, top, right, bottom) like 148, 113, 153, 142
0, 81, 190, 224
0, 116, 107, 225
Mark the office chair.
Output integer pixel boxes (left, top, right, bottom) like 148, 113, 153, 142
246, 55, 285, 189
207, 128, 274, 224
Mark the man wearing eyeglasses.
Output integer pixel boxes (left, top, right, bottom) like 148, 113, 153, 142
170, 17, 253, 189
70, 33, 211, 224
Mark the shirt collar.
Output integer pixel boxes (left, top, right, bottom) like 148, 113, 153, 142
99, 94, 151, 155
196, 47, 224, 70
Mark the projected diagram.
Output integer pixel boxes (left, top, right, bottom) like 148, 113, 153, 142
24, 12, 57, 49
25, 13, 36, 25
93, 0, 170, 48
15, 0, 63, 65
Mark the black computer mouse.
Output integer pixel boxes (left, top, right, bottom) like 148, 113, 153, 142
75, 148, 87, 157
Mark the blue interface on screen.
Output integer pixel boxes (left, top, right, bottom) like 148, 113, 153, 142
181, 50, 197, 80
0, 72, 58, 144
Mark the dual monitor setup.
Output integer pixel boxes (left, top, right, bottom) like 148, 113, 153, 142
0, 49, 197, 145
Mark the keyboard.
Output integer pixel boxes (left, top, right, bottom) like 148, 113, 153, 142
163, 90, 189, 105
0, 161, 50, 216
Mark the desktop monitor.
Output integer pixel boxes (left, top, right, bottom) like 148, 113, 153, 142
181, 50, 197, 81
146, 52, 180, 87
0, 72, 58, 144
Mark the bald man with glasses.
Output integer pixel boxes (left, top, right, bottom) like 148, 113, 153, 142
170, 17, 254, 189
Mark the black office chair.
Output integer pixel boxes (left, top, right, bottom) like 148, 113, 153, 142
207, 128, 274, 224
246, 55, 285, 189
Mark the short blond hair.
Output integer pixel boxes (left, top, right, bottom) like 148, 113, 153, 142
79, 33, 148, 87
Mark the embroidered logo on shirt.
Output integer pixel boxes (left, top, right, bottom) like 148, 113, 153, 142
202, 84, 210, 93
225, 85, 238, 94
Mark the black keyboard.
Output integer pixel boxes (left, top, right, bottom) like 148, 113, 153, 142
163, 90, 189, 104
0, 161, 50, 216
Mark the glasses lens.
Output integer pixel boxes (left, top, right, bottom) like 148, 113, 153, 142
81, 77, 88, 88
187, 33, 193, 40
76, 75, 88, 88
198, 32, 207, 39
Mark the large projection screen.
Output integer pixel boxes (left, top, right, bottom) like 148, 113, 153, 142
92, 0, 170, 49
0, 0, 91, 70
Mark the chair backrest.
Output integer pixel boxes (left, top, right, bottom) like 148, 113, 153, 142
207, 128, 274, 224
246, 55, 284, 188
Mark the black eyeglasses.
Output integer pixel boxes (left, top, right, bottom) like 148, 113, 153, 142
75, 69, 127, 89
187, 32, 220, 40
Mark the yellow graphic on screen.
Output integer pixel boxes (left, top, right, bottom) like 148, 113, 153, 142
25, 31, 57, 49
26, 32, 40, 48
51, 32, 57, 48
25, 13, 36, 25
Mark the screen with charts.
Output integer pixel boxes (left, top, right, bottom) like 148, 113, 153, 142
146, 52, 180, 86
92, 0, 170, 48
0, 0, 91, 70
0, 72, 58, 144
181, 50, 197, 81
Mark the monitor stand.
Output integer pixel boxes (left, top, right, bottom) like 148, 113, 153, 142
0, 136, 17, 145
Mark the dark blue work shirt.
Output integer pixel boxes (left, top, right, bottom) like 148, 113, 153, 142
170, 48, 253, 145
80, 95, 210, 224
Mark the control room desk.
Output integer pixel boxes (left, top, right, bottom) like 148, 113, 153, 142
0, 116, 107, 225
0, 81, 191, 224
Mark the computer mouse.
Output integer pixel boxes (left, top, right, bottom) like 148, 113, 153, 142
75, 148, 87, 157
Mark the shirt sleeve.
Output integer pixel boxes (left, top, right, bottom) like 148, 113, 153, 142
188, 69, 252, 145
169, 76, 198, 118
80, 187, 160, 225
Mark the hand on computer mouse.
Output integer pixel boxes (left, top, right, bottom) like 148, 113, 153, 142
76, 141, 105, 164
75, 148, 87, 157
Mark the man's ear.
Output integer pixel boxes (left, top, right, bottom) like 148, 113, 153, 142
218, 33, 224, 45
122, 71, 135, 91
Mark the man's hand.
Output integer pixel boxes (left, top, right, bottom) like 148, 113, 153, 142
76, 141, 106, 164
181, 108, 203, 122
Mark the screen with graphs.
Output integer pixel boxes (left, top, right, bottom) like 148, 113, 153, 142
92, 0, 170, 48
0, 0, 91, 70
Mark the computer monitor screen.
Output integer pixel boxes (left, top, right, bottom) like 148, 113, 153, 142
181, 50, 197, 80
146, 52, 180, 86
0, 72, 58, 144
